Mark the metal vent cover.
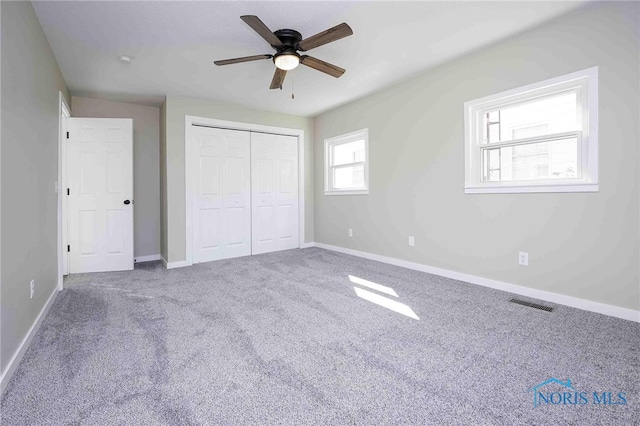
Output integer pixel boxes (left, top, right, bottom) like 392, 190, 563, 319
509, 298, 554, 312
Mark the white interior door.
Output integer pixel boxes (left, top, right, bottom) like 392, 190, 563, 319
251, 133, 299, 255
192, 126, 251, 263
67, 118, 133, 273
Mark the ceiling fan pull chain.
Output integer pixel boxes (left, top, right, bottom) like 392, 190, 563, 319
292, 79, 295, 100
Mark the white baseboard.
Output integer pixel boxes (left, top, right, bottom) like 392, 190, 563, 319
312, 242, 640, 323
0, 284, 59, 395
161, 257, 191, 270
162, 246, 317, 269
135, 254, 162, 263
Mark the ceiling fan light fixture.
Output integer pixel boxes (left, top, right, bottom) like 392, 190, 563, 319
274, 53, 300, 71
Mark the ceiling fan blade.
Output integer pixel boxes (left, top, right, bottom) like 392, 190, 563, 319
300, 56, 345, 78
214, 54, 273, 66
241, 15, 283, 47
297, 23, 353, 52
270, 68, 287, 90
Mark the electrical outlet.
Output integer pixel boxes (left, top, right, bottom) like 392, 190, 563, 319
348, 228, 353, 237
30, 280, 35, 299
519, 252, 529, 266
408, 236, 415, 247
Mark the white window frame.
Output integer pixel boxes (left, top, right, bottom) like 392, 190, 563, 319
324, 129, 369, 195
464, 67, 598, 194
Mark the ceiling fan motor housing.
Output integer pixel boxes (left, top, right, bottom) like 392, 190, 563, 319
273, 29, 302, 49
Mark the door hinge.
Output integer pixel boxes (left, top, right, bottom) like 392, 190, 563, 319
67, 245, 70, 252
67, 188, 70, 196
66, 131, 69, 139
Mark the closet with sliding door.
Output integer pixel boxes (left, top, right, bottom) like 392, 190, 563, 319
190, 125, 299, 263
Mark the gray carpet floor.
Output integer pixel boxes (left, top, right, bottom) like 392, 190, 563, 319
1, 248, 638, 425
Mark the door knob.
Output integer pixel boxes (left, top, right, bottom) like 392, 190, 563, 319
124, 200, 131, 205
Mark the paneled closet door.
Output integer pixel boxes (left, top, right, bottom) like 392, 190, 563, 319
192, 126, 251, 263
251, 132, 299, 255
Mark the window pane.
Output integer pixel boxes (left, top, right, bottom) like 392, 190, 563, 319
332, 140, 365, 166
487, 148, 501, 181
488, 123, 500, 144
333, 165, 365, 189
483, 91, 577, 144
482, 138, 578, 182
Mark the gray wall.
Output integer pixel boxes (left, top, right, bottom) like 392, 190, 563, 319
162, 96, 314, 263
1, 1, 70, 374
313, 1, 639, 311
71, 96, 161, 259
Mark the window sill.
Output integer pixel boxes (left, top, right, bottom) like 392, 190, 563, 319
465, 182, 598, 194
325, 189, 369, 196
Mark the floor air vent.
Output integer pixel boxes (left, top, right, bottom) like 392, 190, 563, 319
509, 298, 554, 312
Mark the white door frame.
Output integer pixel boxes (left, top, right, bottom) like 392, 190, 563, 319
57, 92, 71, 290
185, 115, 305, 266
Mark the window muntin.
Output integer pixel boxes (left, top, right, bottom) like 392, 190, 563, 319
464, 67, 598, 193
325, 129, 369, 195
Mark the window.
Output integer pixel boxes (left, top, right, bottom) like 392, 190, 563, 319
464, 67, 598, 193
325, 129, 369, 195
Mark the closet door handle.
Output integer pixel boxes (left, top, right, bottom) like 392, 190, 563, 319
124, 200, 131, 205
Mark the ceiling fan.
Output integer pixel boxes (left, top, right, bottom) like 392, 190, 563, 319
214, 15, 353, 90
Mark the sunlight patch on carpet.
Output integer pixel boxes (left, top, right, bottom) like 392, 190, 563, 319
349, 275, 398, 297
353, 286, 419, 320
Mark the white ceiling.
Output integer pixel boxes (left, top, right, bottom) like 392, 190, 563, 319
32, 1, 591, 117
